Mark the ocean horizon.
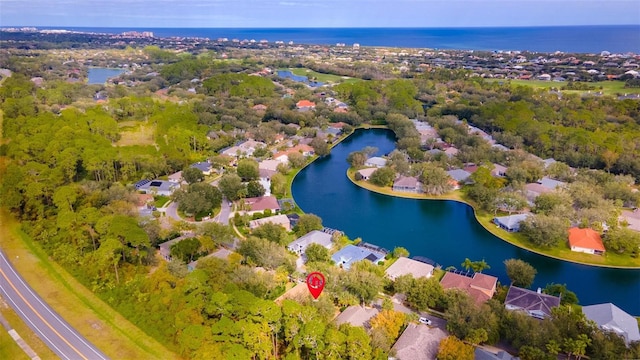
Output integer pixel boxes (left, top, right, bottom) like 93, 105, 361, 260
14, 25, 640, 54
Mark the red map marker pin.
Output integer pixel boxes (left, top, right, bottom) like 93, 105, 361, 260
306, 272, 325, 300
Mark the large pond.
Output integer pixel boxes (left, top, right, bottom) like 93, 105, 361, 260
292, 128, 640, 315
276, 70, 324, 87
87, 67, 126, 85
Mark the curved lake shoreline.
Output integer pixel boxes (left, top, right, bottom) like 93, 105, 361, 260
345, 168, 640, 270
291, 128, 640, 314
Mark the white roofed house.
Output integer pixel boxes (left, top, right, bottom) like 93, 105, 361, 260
582, 303, 640, 345
385, 257, 434, 280
493, 213, 531, 232
356, 168, 377, 181
365, 156, 387, 168
287, 230, 333, 256
135, 179, 179, 197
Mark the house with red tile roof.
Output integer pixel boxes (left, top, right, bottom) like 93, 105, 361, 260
296, 100, 316, 111
568, 227, 605, 255
440, 271, 498, 305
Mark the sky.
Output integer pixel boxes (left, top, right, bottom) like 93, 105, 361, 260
1, 0, 639, 28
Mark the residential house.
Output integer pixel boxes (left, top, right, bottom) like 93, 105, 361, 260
190, 161, 213, 176
220, 140, 267, 158
158, 233, 194, 261
619, 209, 640, 232
249, 214, 291, 231
447, 169, 472, 185
568, 227, 605, 255
365, 157, 387, 168
135, 193, 155, 217
334, 305, 379, 328
524, 182, 554, 203
444, 146, 459, 157
259, 159, 282, 172
296, 100, 316, 111
474, 348, 519, 360
252, 104, 267, 112
357, 168, 377, 181
287, 230, 333, 256
538, 176, 565, 190
393, 176, 421, 193
187, 248, 234, 271
582, 303, 640, 345
542, 158, 557, 168
390, 323, 447, 360
504, 286, 561, 319
273, 144, 315, 164
440, 271, 498, 305
331, 244, 386, 270
385, 257, 434, 280
135, 193, 154, 209
243, 196, 281, 215
136, 179, 179, 196
493, 213, 531, 232
463, 163, 479, 174
167, 171, 184, 184
491, 164, 508, 177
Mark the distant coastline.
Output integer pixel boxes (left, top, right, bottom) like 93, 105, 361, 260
5, 25, 640, 53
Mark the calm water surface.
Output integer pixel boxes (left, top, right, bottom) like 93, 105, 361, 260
87, 67, 125, 85
291, 129, 640, 314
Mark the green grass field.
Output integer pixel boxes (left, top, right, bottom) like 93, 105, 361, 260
487, 79, 640, 96
285, 68, 361, 84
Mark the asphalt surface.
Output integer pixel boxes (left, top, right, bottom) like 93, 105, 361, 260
0, 249, 109, 360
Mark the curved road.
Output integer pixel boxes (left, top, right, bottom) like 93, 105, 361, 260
0, 250, 109, 360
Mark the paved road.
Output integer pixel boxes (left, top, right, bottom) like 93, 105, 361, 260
0, 250, 109, 360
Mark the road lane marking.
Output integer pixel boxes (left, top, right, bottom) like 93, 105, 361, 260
0, 263, 88, 360
0, 281, 67, 359
0, 252, 108, 360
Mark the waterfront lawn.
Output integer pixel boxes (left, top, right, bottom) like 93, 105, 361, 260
347, 168, 640, 268
286, 68, 361, 84
475, 212, 640, 268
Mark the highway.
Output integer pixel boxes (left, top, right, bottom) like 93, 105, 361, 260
0, 249, 109, 360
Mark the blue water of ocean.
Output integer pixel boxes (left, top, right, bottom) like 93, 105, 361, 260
39, 26, 640, 54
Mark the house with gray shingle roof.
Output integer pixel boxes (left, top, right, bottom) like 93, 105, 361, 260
582, 303, 640, 345
391, 323, 447, 360
493, 213, 531, 232
334, 305, 379, 328
287, 230, 332, 256
331, 245, 385, 270
447, 169, 472, 183
365, 157, 387, 168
